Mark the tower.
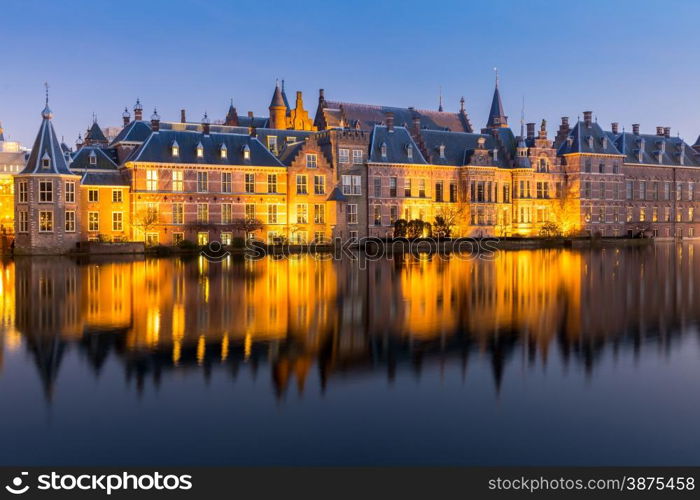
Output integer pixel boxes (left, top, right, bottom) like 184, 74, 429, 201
14, 87, 81, 254
486, 69, 508, 128
269, 82, 287, 130
224, 98, 239, 126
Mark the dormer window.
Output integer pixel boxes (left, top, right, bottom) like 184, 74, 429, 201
567, 136, 574, 147
242, 144, 251, 160
380, 142, 387, 159
171, 141, 179, 157
601, 137, 608, 149
492, 149, 499, 162
41, 152, 51, 169
657, 150, 663, 164
439, 144, 446, 159
89, 151, 97, 165
586, 136, 593, 149
220, 143, 228, 159
196, 142, 204, 158
406, 144, 413, 160
659, 141, 666, 154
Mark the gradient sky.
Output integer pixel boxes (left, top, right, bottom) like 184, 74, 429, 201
2, 0, 699, 147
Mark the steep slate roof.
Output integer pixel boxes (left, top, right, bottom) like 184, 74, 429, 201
70, 145, 120, 171
85, 121, 107, 142
237, 115, 269, 128
420, 129, 510, 168
557, 120, 623, 156
270, 85, 286, 107
110, 120, 153, 145
277, 141, 305, 165
486, 84, 507, 128
81, 171, 129, 186
20, 105, 74, 175
326, 186, 348, 202
128, 129, 284, 167
608, 130, 700, 167
319, 101, 472, 132
368, 126, 427, 164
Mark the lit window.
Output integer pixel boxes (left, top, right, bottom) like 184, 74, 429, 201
439, 144, 446, 159
112, 212, 123, 232
267, 204, 278, 224
88, 211, 99, 232
296, 204, 308, 224
196, 142, 204, 158
406, 144, 413, 160
222, 203, 233, 224
380, 142, 387, 158
89, 152, 97, 165
172, 171, 183, 191
171, 141, 179, 157
243, 145, 251, 160
65, 211, 75, 232
146, 170, 158, 191
220, 144, 228, 159
39, 210, 53, 232
314, 204, 325, 224
196, 203, 209, 223
172, 203, 184, 225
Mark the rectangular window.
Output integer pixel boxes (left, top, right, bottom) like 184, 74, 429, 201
652, 206, 659, 222
639, 181, 646, 200
296, 175, 308, 195
450, 182, 458, 203
65, 211, 75, 232
267, 136, 278, 154
347, 204, 358, 224
173, 233, 185, 245
245, 203, 255, 220
626, 180, 633, 200
146, 170, 158, 191
352, 149, 363, 164
296, 204, 308, 224
374, 177, 382, 198
502, 184, 510, 203
342, 175, 361, 195
689, 207, 695, 222
390, 206, 398, 223
314, 175, 325, 195
267, 174, 277, 193
221, 232, 232, 245
65, 182, 75, 203
172, 171, 183, 192
88, 211, 99, 232
689, 182, 695, 201
664, 207, 671, 222
39, 180, 53, 202
664, 182, 671, 201
536, 182, 543, 199
373, 205, 382, 226
676, 182, 683, 201
268, 204, 278, 224
306, 154, 317, 168
389, 177, 398, 197
639, 207, 646, 222
222, 203, 233, 224
404, 178, 412, 197
112, 212, 123, 232
314, 204, 325, 224
110, 189, 122, 203
197, 171, 208, 192
222, 172, 232, 193
245, 173, 255, 193
435, 181, 443, 202
88, 189, 99, 202
599, 181, 605, 200
173, 203, 184, 225
18, 181, 28, 203
418, 179, 426, 198
18, 210, 28, 232
39, 210, 53, 232
196, 203, 209, 223
339, 149, 349, 164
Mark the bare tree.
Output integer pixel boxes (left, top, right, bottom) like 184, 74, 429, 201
131, 207, 160, 242
230, 218, 264, 239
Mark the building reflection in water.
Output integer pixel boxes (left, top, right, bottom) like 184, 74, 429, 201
0, 244, 698, 401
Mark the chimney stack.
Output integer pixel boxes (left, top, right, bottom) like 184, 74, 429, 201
632, 123, 640, 135
319, 88, 325, 102
150, 109, 160, 132
656, 126, 664, 136
122, 107, 131, 127
249, 126, 257, 138
134, 99, 143, 121
611, 122, 619, 134
202, 112, 210, 136
583, 111, 593, 126
664, 127, 671, 138
385, 111, 394, 132
247, 111, 254, 119
181, 109, 187, 123
526, 122, 535, 139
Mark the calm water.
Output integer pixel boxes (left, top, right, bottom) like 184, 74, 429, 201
0, 245, 699, 465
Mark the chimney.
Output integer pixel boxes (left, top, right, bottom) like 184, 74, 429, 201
249, 126, 257, 138
150, 109, 160, 132
296, 90, 303, 109
526, 122, 535, 139
319, 88, 325, 102
385, 111, 394, 132
202, 112, 210, 136
134, 99, 143, 121
583, 111, 593, 126
247, 111, 254, 119
664, 127, 671, 138
656, 126, 664, 136
122, 107, 130, 127
632, 123, 640, 135
611, 122, 619, 134
181, 109, 187, 123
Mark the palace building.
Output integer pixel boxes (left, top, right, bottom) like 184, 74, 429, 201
12, 79, 700, 253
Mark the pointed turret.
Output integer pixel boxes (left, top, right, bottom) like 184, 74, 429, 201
486, 70, 507, 128
20, 98, 72, 175
280, 79, 291, 111
224, 98, 239, 126
269, 81, 287, 130
84, 119, 108, 146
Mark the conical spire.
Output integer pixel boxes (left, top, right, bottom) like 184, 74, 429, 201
280, 79, 290, 110
270, 81, 286, 108
486, 68, 507, 128
20, 91, 72, 175
224, 98, 239, 126
438, 86, 443, 112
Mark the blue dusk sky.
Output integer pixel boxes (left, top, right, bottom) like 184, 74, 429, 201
1, 0, 699, 146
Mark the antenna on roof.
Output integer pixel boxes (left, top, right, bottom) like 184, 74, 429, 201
44, 81, 49, 106
438, 85, 443, 112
